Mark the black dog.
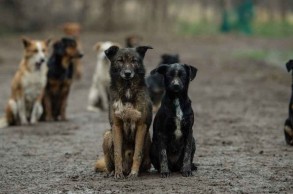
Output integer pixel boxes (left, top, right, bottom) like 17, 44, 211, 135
284, 60, 293, 145
150, 63, 197, 178
42, 37, 83, 121
146, 54, 180, 112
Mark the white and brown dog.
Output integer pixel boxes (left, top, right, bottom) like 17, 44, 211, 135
0, 37, 50, 128
87, 41, 120, 112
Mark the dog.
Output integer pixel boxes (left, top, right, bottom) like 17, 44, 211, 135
0, 37, 50, 128
87, 41, 120, 112
146, 54, 180, 112
42, 37, 83, 121
150, 63, 198, 178
284, 60, 293, 145
125, 34, 142, 48
95, 45, 153, 179
61, 22, 83, 80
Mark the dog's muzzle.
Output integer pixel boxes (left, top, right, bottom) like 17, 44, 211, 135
35, 58, 45, 70
120, 69, 134, 80
170, 79, 183, 93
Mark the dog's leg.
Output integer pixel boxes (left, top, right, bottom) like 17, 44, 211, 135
6, 99, 18, 125
17, 98, 28, 125
158, 140, 170, 178
30, 92, 44, 124
181, 127, 194, 177
43, 93, 53, 121
112, 122, 124, 179
87, 86, 99, 111
60, 85, 70, 121
128, 123, 147, 178
140, 131, 151, 172
284, 118, 293, 145
103, 131, 115, 174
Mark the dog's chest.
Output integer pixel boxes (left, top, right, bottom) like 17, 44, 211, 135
22, 70, 47, 101
173, 98, 183, 139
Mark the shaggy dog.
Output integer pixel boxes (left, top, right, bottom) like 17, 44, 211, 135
87, 41, 120, 112
95, 45, 153, 179
42, 38, 83, 121
0, 37, 50, 128
146, 54, 180, 112
150, 63, 198, 178
284, 59, 293, 145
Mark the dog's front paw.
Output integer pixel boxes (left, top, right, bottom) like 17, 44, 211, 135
160, 170, 170, 178
181, 170, 193, 177
127, 170, 138, 179
114, 171, 125, 179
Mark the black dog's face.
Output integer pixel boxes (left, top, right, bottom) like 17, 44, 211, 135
160, 54, 180, 64
157, 63, 197, 93
53, 38, 83, 59
105, 46, 152, 80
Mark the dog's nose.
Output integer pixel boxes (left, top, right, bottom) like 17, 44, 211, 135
124, 70, 132, 77
40, 58, 45, 63
78, 53, 83, 58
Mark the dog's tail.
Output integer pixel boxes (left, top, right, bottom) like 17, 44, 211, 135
95, 157, 107, 172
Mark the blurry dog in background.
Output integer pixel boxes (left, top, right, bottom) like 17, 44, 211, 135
146, 54, 180, 112
0, 37, 50, 128
125, 34, 143, 48
87, 41, 121, 112
42, 38, 83, 121
284, 59, 293, 145
95, 46, 153, 179
150, 63, 197, 178
62, 22, 83, 80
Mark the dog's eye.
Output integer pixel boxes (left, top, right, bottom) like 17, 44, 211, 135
132, 59, 138, 63
33, 49, 38, 53
42, 49, 46, 52
117, 59, 123, 63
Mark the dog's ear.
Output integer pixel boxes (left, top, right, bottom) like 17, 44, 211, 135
161, 54, 169, 61
53, 40, 65, 56
21, 37, 32, 48
184, 64, 197, 81
286, 60, 293, 72
105, 45, 119, 61
45, 38, 51, 47
156, 64, 169, 75
93, 42, 101, 51
136, 46, 153, 59
150, 68, 157, 75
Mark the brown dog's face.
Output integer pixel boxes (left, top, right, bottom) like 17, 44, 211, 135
22, 37, 51, 70
53, 38, 83, 59
105, 46, 152, 80
125, 35, 143, 48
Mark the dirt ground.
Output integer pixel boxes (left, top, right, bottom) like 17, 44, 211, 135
0, 32, 292, 194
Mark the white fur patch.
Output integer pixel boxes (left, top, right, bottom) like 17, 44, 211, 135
125, 89, 131, 99
174, 98, 183, 139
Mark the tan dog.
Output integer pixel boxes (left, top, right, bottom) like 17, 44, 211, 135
0, 37, 50, 128
62, 22, 83, 80
87, 41, 120, 112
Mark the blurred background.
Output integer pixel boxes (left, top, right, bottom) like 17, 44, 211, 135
0, 0, 292, 37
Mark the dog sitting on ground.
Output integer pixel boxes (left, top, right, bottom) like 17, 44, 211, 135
42, 37, 83, 121
150, 63, 198, 177
87, 41, 120, 112
0, 37, 50, 128
125, 34, 142, 48
284, 60, 293, 145
146, 54, 180, 112
95, 45, 153, 179
62, 22, 83, 80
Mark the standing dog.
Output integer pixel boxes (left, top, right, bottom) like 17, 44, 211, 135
146, 54, 180, 112
42, 38, 83, 121
0, 37, 50, 128
125, 35, 142, 48
284, 60, 293, 145
87, 41, 120, 112
62, 22, 83, 80
95, 46, 153, 179
150, 63, 197, 177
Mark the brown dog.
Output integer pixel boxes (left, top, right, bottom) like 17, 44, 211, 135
42, 38, 83, 121
125, 34, 143, 48
95, 46, 153, 179
62, 22, 83, 80
0, 37, 50, 128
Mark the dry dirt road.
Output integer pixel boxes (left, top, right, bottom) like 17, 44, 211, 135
0, 32, 292, 193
